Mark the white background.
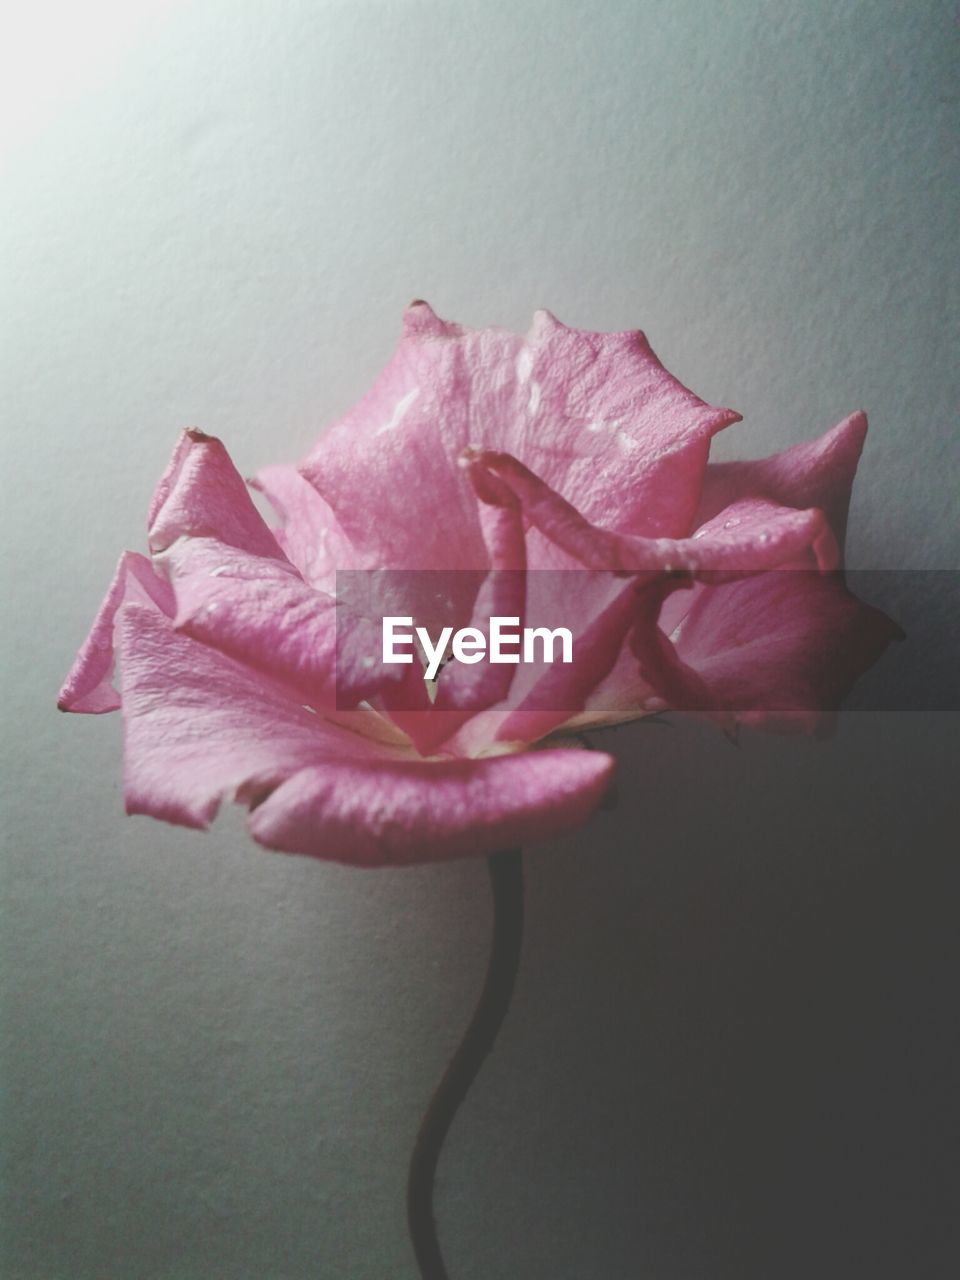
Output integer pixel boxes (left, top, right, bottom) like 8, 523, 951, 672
2, 2, 957, 1277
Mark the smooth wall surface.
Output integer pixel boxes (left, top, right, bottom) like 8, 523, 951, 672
2, 2, 958, 1277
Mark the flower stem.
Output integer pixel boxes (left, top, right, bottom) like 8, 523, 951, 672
406, 849, 525, 1280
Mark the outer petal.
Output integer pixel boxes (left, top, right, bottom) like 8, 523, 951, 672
116, 603, 414, 830
300, 303, 501, 571
696, 411, 868, 553
518, 309, 740, 539
115, 600, 613, 864
247, 748, 615, 867
633, 570, 903, 735
160, 537, 400, 710
148, 429, 283, 559
58, 551, 174, 713
298, 302, 739, 569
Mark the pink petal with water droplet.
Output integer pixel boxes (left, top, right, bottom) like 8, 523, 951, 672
247, 748, 615, 866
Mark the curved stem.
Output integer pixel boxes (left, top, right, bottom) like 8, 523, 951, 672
406, 849, 525, 1280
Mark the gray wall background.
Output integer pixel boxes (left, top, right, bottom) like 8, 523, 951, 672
2, 2, 957, 1277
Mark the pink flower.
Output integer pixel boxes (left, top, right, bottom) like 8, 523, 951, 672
58, 303, 899, 865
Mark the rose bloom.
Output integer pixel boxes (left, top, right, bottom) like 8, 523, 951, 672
59, 304, 899, 865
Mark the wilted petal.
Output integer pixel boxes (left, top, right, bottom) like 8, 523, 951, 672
58, 551, 174, 713
161, 537, 398, 709
117, 603, 413, 830
148, 429, 283, 559
247, 748, 615, 866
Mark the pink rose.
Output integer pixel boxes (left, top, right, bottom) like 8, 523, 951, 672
58, 303, 899, 865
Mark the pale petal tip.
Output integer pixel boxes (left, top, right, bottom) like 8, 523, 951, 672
529, 308, 564, 339
528, 312, 659, 363
457, 443, 483, 468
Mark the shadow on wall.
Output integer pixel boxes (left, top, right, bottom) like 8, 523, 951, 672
843, 570, 960, 711
447, 703, 959, 1280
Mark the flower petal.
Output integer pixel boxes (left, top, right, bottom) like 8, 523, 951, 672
518, 309, 740, 539
250, 463, 360, 590
58, 551, 174, 713
491, 578, 643, 746
247, 747, 615, 866
385, 461, 529, 755
696, 411, 868, 552
117, 603, 413, 830
409, 443, 842, 753
161, 537, 398, 710
474, 450, 839, 571
148, 429, 283, 559
298, 303, 739, 569
633, 570, 903, 734
434, 459, 527, 714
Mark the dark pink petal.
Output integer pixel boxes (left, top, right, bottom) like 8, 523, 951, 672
560, 637, 666, 732
432, 564, 639, 757
628, 577, 732, 731
369, 657, 437, 749
633, 570, 903, 735
696, 411, 868, 552
436, 456, 527, 714
558, 577, 706, 734
425, 440, 841, 753
116, 603, 413, 830
161, 537, 398, 710
148, 429, 283, 559
58, 552, 174, 713
492, 579, 642, 746
247, 748, 615, 867
298, 303, 739, 570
